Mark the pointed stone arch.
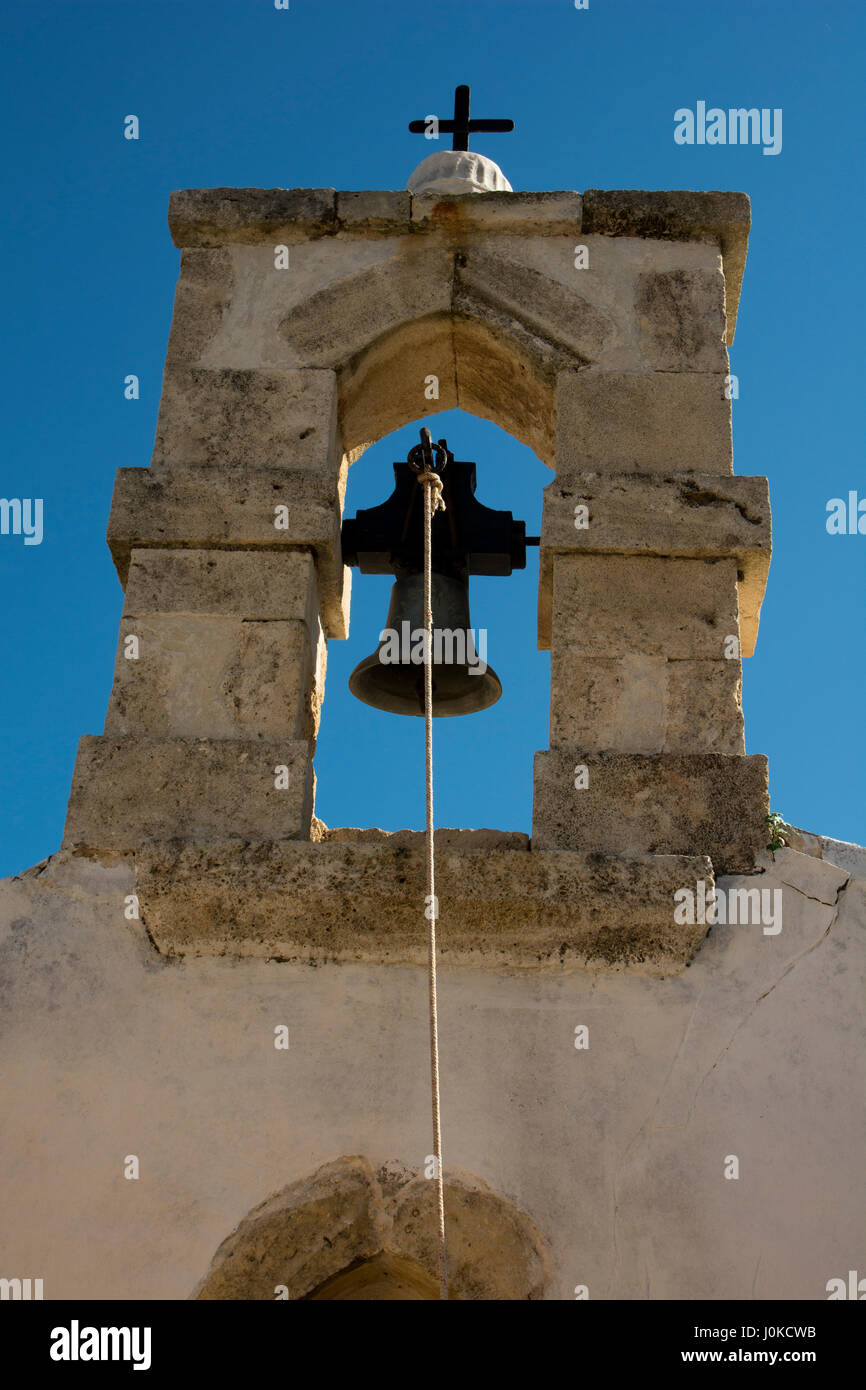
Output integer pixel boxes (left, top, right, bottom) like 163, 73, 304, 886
193, 1156, 551, 1301
337, 311, 558, 468
272, 243, 614, 468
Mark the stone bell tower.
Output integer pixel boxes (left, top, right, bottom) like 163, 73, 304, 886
9, 106, 864, 1308
62, 140, 771, 969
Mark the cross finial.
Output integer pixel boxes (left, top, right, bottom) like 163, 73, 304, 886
409, 84, 514, 153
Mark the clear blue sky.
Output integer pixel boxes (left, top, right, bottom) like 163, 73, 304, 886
1, 0, 864, 874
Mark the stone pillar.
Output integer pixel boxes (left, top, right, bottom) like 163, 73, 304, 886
532, 286, 772, 875
63, 245, 348, 854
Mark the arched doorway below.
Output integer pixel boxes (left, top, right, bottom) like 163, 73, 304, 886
194, 1155, 550, 1301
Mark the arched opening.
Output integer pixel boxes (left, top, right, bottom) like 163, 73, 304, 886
282, 252, 599, 835
193, 1157, 551, 1301
314, 408, 551, 834
336, 309, 562, 468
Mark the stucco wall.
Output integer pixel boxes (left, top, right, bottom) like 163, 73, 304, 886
0, 837, 862, 1300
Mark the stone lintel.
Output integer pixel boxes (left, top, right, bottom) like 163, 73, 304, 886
107, 467, 349, 639
538, 472, 771, 656
582, 189, 750, 344
63, 736, 314, 851
168, 189, 746, 342
335, 190, 412, 233
169, 188, 338, 246
532, 750, 769, 873
134, 838, 715, 974
410, 189, 582, 234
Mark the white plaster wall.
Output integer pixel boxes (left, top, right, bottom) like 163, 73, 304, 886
0, 843, 862, 1301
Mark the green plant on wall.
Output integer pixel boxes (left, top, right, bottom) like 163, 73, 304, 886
765, 811, 789, 857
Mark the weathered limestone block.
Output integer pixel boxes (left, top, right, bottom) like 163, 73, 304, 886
164, 248, 234, 367
453, 316, 557, 466
555, 370, 733, 475
134, 837, 715, 973
581, 188, 750, 344
543, 471, 769, 555
106, 466, 350, 640
338, 315, 460, 460
105, 616, 323, 742
636, 268, 728, 372
532, 750, 769, 872
169, 187, 337, 247
151, 366, 339, 474
123, 549, 319, 626
335, 190, 412, 233
453, 248, 611, 365
549, 653, 744, 755
538, 470, 770, 656
63, 736, 314, 851
196, 240, 447, 375
410, 189, 582, 235
549, 554, 740, 659
336, 307, 559, 467
278, 248, 454, 369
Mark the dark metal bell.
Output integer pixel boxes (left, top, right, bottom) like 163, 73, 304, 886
348, 573, 502, 717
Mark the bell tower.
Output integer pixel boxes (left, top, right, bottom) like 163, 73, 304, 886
62, 116, 771, 970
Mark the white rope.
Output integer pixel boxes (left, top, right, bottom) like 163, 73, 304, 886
417, 464, 448, 1302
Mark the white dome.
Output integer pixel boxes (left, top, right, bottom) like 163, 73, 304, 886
407, 149, 512, 196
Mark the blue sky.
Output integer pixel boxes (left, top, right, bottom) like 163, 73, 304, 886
1, 0, 863, 874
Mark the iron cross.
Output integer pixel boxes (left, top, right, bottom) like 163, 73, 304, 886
409, 84, 514, 153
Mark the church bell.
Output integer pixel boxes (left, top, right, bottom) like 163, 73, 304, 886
340, 430, 532, 718
349, 571, 501, 717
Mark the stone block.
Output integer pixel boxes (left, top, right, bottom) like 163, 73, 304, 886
151, 366, 339, 473
277, 248, 454, 369
105, 616, 323, 743
456, 314, 559, 464
454, 248, 610, 366
410, 189, 582, 235
581, 188, 750, 343
123, 549, 319, 628
538, 468, 771, 655
339, 315, 459, 460
550, 653, 744, 754
168, 187, 337, 247
555, 370, 733, 475
550, 554, 740, 658
636, 269, 728, 372
106, 466, 350, 640
543, 470, 770, 554
134, 838, 716, 973
336, 190, 412, 233
665, 659, 744, 754
164, 248, 234, 366
532, 749, 769, 872
63, 736, 314, 851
